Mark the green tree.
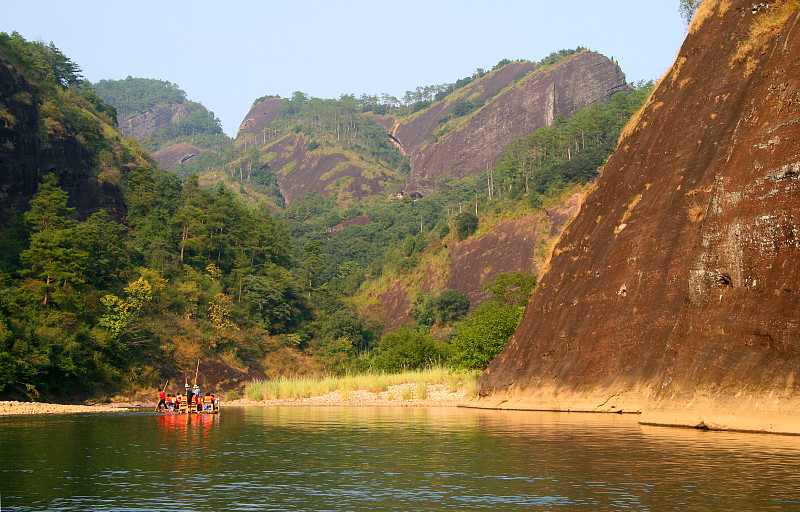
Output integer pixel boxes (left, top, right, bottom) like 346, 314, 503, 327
449, 302, 523, 370
23, 174, 73, 232
19, 175, 87, 306
483, 271, 537, 307
455, 212, 478, 240
174, 175, 210, 265
679, 0, 701, 25
433, 289, 470, 325
243, 265, 307, 333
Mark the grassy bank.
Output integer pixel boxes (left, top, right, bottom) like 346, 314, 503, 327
244, 367, 479, 401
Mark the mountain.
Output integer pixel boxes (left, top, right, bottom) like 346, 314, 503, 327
0, 30, 650, 400
387, 52, 629, 183
231, 51, 627, 207
92, 77, 230, 169
477, 0, 800, 434
0, 36, 153, 225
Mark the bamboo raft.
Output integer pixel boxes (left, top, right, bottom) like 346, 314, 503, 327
160, 395, 220, 414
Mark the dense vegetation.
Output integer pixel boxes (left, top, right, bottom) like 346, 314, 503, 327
0, 34, 654, 400
93, 76, 231, 154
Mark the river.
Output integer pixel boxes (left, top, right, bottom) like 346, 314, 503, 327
1, 406, 799, 511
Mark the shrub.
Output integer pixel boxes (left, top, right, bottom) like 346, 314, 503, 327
433, 290, 470, 325
454, 212, 478, 240
372, 327, 451, 372
449, 302, 523, 370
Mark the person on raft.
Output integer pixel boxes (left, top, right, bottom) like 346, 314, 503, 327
156, 389, 167, 411
192, 385, 202, 411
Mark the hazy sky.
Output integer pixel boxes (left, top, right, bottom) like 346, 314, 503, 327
6, 1, 688, 136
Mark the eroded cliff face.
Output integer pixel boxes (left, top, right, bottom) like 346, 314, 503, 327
265, 134, 391, 206
118, 103, 189, 140
235, 55, 626, 206
237, 97, 284, 136
364, 193, 584, 333
0, 53, 125, 222
153, 142, 207, 169
394, 53, 628, 182
477, 0, 800, 434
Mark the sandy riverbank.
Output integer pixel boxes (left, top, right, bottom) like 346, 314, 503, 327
0, 401, 138, 416
0, 384, 473, 416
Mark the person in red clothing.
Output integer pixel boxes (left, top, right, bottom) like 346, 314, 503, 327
156, 389, 167, 411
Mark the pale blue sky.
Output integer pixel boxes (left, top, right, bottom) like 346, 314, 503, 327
7, 1, 687, 135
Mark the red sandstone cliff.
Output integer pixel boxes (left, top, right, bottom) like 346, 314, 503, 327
393, 52, 629, 182
364, 193, 584, 334
476, 0, 800, 434
236, 55, 627, 206
152, 142, 207, 169
118, 103, 190, 140
237, 97, 285, 137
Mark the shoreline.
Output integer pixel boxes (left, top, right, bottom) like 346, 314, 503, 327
0, 400, 137, 416
0, 385, 472, 416
5, 397, 800, 436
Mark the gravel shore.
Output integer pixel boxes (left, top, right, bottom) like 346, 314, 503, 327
0, 401, 136, 416
0, 384, 473, 416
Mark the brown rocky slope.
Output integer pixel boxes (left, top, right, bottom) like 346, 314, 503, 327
476, 0, 800, 434
393, 52, 629, 183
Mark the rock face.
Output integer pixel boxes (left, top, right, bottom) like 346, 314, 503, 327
118, 103, 189, 140
364, 193, 583, 333
447, 194, 583, 307
153, 142, 207, 169
477, 0, 800, 434
266, 134, 391, 206
393, 53, 628, 182
0, 52, 125, 222
237, 97, 284, 136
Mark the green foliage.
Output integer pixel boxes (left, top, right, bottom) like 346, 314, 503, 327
455, 211, 479, 240
434, 290, 470, 325
449, 301, 523, 370
92, 76, 186, 121
371, 327, 451, 372
317, 305, 379, 355
243, 265, 308, 333
483, 271, 537, 307
410, 290, 470, 331
491, 82, 653, 203
0, 31, 82, 88
258, 94, 407, 172
679, 0, 701, 25
536, 47, 587, 68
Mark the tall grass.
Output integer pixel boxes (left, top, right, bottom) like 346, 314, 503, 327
244, 367, 478, 401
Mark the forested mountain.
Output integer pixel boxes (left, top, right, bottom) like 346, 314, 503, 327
93, 77, 231, 169
0, 31, 651, 401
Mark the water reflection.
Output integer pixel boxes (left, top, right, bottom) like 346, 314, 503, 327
2, 407, 800, 511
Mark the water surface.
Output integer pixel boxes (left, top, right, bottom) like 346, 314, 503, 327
2, 406, 800, 511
